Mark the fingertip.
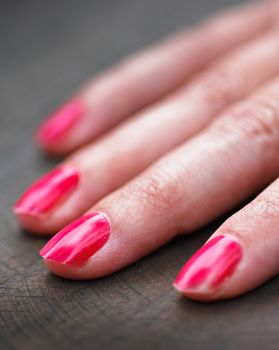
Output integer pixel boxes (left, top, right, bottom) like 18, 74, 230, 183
35, 138, 69, 157
13, 203, 55, 235
36, 98, 85, 148
173, 281, 220, 302
39, 212, 111, 279
13, 165, 80, 234
14, 210, 47, 235
172, 235, 243, 302
41, 259, 86, 280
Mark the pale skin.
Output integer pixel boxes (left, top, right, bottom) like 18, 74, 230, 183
14, 0, 279, 301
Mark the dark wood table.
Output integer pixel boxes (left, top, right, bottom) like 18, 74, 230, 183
1, 0, 279, 349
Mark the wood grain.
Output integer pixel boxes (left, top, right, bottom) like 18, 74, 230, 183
1, 0, 279, 349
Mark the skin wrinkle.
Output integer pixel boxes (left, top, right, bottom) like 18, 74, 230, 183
19, 30, 279, 233
12, 2, 279, 300
249, 193, 279, 218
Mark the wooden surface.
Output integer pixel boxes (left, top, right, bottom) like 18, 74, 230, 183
1, 0, 279, 349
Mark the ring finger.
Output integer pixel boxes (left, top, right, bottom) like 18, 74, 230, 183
36, 1, 277, 154
40, 73, 279, 280
15, 29, 279, 233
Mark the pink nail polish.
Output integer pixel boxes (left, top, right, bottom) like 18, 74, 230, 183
174, 235, 242, 294
40, 212, 111, 266
36, 99, 85, 145
14, 165, 79, 216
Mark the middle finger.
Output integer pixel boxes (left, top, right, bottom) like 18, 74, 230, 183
15, 29, 279, 233
41, 71, 279, 279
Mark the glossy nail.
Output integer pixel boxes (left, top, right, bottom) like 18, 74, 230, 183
14, 165, 79, 216
40, 212, 111, 266
36, 99, 85, 144
174, 235, 242, 294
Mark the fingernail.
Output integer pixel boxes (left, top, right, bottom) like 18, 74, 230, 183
36, 99, 85, 145
14, 165, 79, 216
173, 235, 242, 295
40, 212, 111, 266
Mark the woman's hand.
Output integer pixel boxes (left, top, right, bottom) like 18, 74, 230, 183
14, 1, 279, 301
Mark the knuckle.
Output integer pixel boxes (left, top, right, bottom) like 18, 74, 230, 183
251, 191, 279, 219
193, 66, 236, 108
213, 95, 279, 148
133, 170, 182, 211
236, 99, 279, 140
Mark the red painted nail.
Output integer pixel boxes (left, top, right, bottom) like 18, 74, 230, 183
40, 212, 111, 266
14, 165, 79, 216
36, 99, 85, 145
173, 235, 242, 294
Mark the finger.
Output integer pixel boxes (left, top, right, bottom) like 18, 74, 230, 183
15, 29, 279, 234
40, 74, 279, 279
35, 1, 276, 155
174, 177, 279, 301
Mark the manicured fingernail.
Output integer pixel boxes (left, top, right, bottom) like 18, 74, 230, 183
14, 165, 79, 216
173, 235, 242, 295
40, 212, 111, 266
36, 99, 85, 145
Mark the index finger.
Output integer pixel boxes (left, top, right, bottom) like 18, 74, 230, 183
37, 1, 277, 154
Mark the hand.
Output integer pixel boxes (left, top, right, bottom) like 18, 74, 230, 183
14, 1, 279, 301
